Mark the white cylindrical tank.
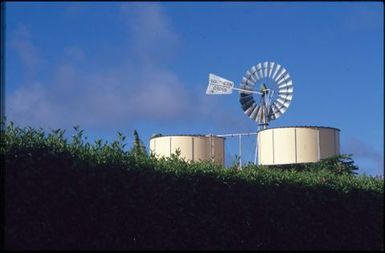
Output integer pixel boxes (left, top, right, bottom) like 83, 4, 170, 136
257, 126, 340, 165
149, 135, 225, 166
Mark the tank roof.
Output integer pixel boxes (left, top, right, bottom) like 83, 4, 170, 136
257, 125, 340, 133
150, 134, 226, 140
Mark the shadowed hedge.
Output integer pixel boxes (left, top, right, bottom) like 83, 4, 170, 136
2, 124, 384, 250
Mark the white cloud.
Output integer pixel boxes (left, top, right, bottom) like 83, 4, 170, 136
10, 24, 45, 78
120, 3, 180, 64
8, 82, 58, 127
7, 3, 192, 131
7, 3, 248, 134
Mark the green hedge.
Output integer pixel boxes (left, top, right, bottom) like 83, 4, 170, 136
2, 124, 384, 250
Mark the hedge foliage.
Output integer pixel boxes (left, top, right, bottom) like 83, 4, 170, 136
2, 124, 384, 250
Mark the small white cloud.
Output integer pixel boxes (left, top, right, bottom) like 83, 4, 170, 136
129, 67, 190, 120
8, 82, 60, 128
10, 24, 45, 78
120, 2, 180, 63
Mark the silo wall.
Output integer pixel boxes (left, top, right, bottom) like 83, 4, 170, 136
257, 126, 340, 165
149, 135, 225, 166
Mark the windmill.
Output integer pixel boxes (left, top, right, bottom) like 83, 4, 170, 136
206, 61, 294, 165
150, 61, 339, 168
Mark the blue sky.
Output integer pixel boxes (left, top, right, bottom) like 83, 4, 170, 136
5, 2, 383, 175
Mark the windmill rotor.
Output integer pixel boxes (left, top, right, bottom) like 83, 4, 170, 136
239, 61, 293, 127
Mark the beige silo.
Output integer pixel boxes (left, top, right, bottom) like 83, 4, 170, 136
149, 135, 225, 166
257, 126, 340, 165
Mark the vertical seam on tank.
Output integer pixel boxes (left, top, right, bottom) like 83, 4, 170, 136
223, 138, 225, 166
213, 136, 215, 163
317, 129, 320, 161
211, 135, 213, 162
192, 137, 194, 161
257, 133, 260, 165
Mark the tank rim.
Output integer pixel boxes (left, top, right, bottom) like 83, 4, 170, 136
257, 125, 340, 133
150, 134, 226, 140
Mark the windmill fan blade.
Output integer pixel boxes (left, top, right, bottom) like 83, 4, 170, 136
242, 77, 256, 86
274, 68, 287, 82
242, 99, 254, 111
270, 103, 279, 117
240, 92, 252, 97
278, 87, 293, 94
276, 100, 290, 112
270, 103, 279, 113
278, 80, 293, 89
256, 105, 269, 124
277, 73, 290, 85
286, 94, 294, 101
241, 77, 248, 85
278, 94, 293, 100
240, 94, 253, 103
278, 90, 293, 96
274, 101, 285, 110
263, 62, 269, 77
250, 105, 260, 119
276, 74, 289, 86
268, 62, 275, 77
274, 100, 286, 112
274, 110, 283, 119
279, 93, 293, 102
251, 65, 260, 80
278, 88, 294, 95
276, 98, 288, 107
244, 103, 256, 116
257, 63, 263, 79
246, 70, 257, 83
283, 100, 291, 109
240, 92, 250, 97
272, 64, 281, 80
279, 106, 288, 114
240, 84, 255, 92
256, 106, 263, 122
